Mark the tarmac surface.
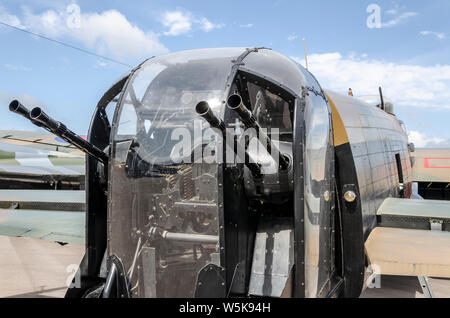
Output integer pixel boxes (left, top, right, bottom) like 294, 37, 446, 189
0, 236, 84, 298
0, 235, 449, 298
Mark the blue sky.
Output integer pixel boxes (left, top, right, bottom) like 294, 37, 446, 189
0, 0, 449, 147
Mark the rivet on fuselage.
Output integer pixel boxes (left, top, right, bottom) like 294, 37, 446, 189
344, 191, 357, 203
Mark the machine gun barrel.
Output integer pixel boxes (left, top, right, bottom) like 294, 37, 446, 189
227, 94, 289, 170
196, 101, 226, 132
9, 100, 45, 128
196, 101, 261, 177
23, 106, 108, 164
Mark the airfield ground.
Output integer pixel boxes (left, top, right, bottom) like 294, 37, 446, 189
0, 235, 449, 298
0, 236, 84, 298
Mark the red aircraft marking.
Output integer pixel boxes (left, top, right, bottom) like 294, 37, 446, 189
424, 158, 450, 169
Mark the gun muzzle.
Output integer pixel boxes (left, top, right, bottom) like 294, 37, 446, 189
227, 95, 257, 129
29, 107, 108, 164
227, 94, 289, 170
9, 100, 45, 128
30, 107, 61, 132
9, 100, 31, 119
196, 101, 225, 132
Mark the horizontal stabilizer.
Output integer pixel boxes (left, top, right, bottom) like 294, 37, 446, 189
365, 227, 450, 278
377, 198, 450, 231
377, 198, 450, 218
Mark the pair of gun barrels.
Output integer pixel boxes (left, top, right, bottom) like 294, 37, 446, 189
196, 94, 290, 176
9, 100, 108, 164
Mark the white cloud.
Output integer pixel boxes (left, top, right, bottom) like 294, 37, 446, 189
4, 64, 30, 71
291, 52, 450, 110
4, 6, 168, 61
386, 4, 401, 16
292, 53, 450, 148
386, 9, 398, 15
94, 60, 108, 68
287, 33, 299, 42
420, 30, 446, 40
381, 11, 418, 28
199, 17, 224, 32
161, 10, 224, 36
22, 6, 66, 37
240, 23, 253, 28
72, 10, 168, 60
162, 10, 192, 36
0, 5, 23, 28
408, 130, 450, 148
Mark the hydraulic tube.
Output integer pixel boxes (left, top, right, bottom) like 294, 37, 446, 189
162, 231, 219, 244
102, 262, 118, 298
196, 101, 261, 177
227, 94, 290, 170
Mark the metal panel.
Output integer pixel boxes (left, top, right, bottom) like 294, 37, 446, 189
141, 247, 157, 298
248, 217, 294, 297
303, 87, 335, 298
328, 90, 410, 239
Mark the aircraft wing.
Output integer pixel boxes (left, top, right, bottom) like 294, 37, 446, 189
366, 198, 450, 278
0, 141, 84, 176
0, 130, 82, 155
0, 132, 85, 245
0, 190, 85, 245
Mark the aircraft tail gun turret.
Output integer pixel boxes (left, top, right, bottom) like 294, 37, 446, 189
9, 100, 108, 165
